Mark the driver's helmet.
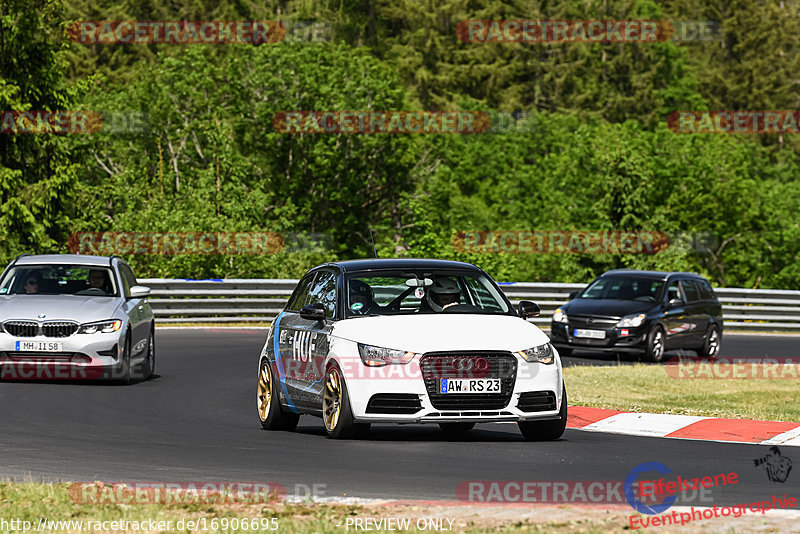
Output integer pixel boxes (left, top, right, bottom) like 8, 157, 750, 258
349, 279, 374, 314
427, 276, 461, 311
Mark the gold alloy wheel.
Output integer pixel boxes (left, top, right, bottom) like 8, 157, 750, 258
257, 362, 272, 421
323, 367, 342, 431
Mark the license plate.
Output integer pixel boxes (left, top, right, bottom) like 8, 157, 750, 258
15, 341, 63, 352
440, 378, 501, 394
574, 329, 606, 339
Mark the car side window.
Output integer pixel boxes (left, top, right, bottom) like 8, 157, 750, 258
465, 277, 503, 311
681, 280, 700, 302
116, 264, 132, 297
119, 263, 137, 296
286, 273, 316, 311
306, 270, 337, 318
666, 281, 683, 303
697, 279, 716, 300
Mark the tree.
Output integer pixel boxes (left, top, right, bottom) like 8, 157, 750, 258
0, 0, 85, 261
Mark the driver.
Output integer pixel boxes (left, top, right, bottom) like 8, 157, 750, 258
427, 276, 461, 311
349, 279, 377, 315
87, 269, 109, 293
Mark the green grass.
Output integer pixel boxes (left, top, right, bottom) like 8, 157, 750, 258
564, 362, 800, 422
0, 482, 627, 533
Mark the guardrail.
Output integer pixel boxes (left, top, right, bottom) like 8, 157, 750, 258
140, 279, 800, 331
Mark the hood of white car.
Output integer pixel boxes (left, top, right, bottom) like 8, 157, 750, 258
0, 295, 122, 324
331, 314, 551, 353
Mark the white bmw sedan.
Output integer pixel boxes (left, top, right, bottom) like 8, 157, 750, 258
0, 254, 155, 383
257, 258, 566, 440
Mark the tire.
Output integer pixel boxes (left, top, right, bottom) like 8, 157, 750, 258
137, 326, 155, 380
439, 422, 475, 433
644, 325, 666, 363
518, 383, 567, 441
116, 330, 133, 385
323, 363, 367, 439
697, 325, 721, 358
257, 359, 300, 431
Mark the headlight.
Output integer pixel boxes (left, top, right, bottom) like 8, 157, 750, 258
516, 343, 555, 364
78, 319, 122, 334
617, 313, 646, 328
357, 343, 417, 367
552, 308, 568, 323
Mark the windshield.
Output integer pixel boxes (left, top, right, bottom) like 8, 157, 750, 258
0, 265, 119, 297
578, 277, 664, 303
345, 270, 512, 317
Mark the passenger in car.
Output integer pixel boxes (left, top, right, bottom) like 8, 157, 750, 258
23, 272, 42, 294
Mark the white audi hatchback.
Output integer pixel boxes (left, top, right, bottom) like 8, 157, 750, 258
257, 259, 566, 440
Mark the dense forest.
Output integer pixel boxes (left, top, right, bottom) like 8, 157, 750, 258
2, 0, 800, 287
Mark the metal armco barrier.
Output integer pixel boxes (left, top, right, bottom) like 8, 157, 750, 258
139, 279, 800, 331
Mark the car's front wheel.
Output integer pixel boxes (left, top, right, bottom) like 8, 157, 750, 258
257, 359, 299, 431
518, 383, 567, 441
117, 329, 132, 385
323, 363, 368, 439
697, 325, 721, 358
644, 325, 665, 363
138, 325, 155, 380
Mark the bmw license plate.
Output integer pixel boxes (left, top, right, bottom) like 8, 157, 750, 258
574, 329, 606, 339
15, 340, 62, 352
440, 378, 501, 394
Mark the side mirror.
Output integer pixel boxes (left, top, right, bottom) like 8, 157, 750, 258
129, 285, 151, 298
667, 297, 681, 308
568, 291, 578, 300
518, 300, 540, 319
300, 302, 326, 321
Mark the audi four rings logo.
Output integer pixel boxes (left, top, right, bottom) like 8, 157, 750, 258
453, 357, 490, 373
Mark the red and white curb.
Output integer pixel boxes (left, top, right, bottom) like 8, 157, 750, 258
568, 406, 800, 446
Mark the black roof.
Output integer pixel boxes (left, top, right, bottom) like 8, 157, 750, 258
600, 269, 707, 280
321, 258, 481, 273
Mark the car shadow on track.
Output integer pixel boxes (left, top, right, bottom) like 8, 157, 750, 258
0, 374, 162, 386
289, 423, 557, 442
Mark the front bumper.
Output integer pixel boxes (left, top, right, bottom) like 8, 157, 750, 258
0, 331, 125, 380
332, 348, 564, 423
549, 322, 648, 353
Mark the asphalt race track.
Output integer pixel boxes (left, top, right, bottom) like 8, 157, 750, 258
0, 329, 797, 506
